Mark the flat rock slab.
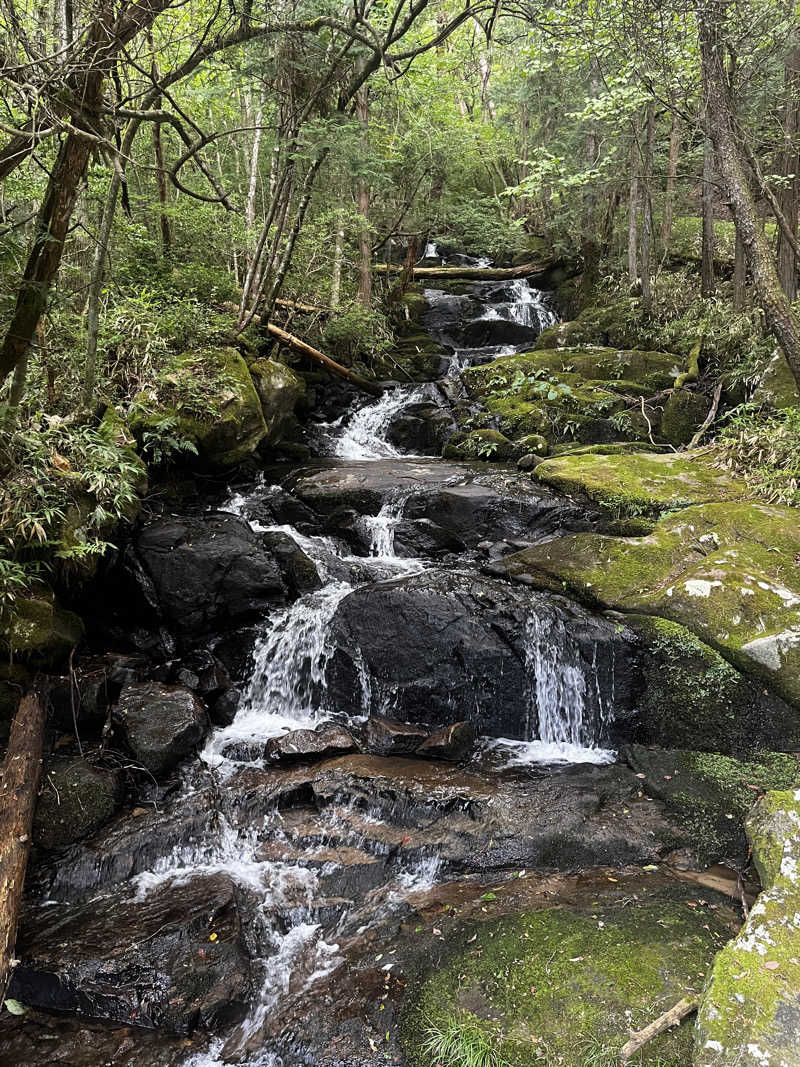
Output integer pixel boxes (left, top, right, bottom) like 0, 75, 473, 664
533, 449, 749, 513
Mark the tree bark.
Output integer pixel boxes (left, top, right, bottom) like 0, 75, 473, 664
356, 75, 372, 307
0, 690, 46, 1002
733, 228, 747, 311
265, 323, 382, 395
331, 205, 345, 309
777, 45, 800, 301
701, 131, 716, 296
640, 100, 655, 314
628, 126, 640, 289
697, 1, 800, 389
661, 114, 681, 247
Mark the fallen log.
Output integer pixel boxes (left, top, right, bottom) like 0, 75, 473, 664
619, 996, 699, 1064
274, 297, 331, 315
0, 688, 46, 1001
372, 261, 557, 281
265, 322, 383, 397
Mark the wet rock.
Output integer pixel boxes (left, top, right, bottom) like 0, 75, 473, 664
384, 400, 456, 455
517, 451, 545, 471
0, 592, 84, 668
392, 518, 465, 557
327, 571, 637, 739
113, 682, 208, 776
10, 873, 252, 1034
364, 716, 429, 756
211, 687, 241, 726
123, 511, 286, 642
173, 648, 231, 700
259, 529, 322, 594
266, 724, 357, 763
416, 722, 476, 762
33, 759, 123, 851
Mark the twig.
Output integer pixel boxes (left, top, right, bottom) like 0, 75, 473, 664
619, 997, 699, 1064
686, 379, 724, 451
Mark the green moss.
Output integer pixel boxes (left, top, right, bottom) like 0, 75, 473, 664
401, 889, 730, 1067
493, 501, 800, 708
131, 346, 267, 466
0, 594, 84, 667
660, 390, 710, 447
33, 758, 123, 850
248, 358, 304, 445
752, 351, 800, 411
374, 333, 449, 381
532, 450, 748, 516
625, 615, 800, 753
444, 428, 515, 461
695, 789, 800, 1066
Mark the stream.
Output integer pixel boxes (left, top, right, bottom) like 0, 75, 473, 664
4, 261, 732, 1067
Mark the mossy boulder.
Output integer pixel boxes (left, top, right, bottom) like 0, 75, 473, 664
33, 758, 124, 851
374, 333, 450, 381
99, 405, 148, 504
443, 428, 514, 461
752, 351, 800, 411
491, 502, 800, 708
661, 390, 711, 447
695, 788, 800, 1067
0, 594, 84, 667
624, 615, 800, 754
532, 450, 749, 515
132, 346, 267, 467
624, 746, 800, 866
248, 358, 304, 445
535, 299, 642, 350
401, 886, 732, 1067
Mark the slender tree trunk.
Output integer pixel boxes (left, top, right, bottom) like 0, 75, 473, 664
777, 45, 800, 301
331, 201, 344, 309
244, 99, 264, 277
628, 129, 640, 289
701, 131, 717, 296
640, 101, 655, 314
661, 114, 681, 247
356, 65, 371, 307
698, 2, 800, 388
580, 66, 601, 296
0, 690, 46, 1002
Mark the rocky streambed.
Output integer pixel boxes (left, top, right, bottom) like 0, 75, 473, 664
3, 262, 799, 1067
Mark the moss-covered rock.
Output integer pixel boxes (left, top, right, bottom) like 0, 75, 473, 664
248, 358, 304, 445
491, 501, 800, 709
752, 351, 800, 411
401, 886, 732, 1067
443, 428, 514, 461
535, 299, 643, 350
695, 788, 800, 1067
661, 390, 711, 447
532, 449, 749, 515
0, 594, 84, 667
624, 746, 800, 866
132, 346, 267, 467
374, 333, 450, 381
33, 758, 123, 851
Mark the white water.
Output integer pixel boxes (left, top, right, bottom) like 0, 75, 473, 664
332, 386, 426, 460
165, 266, 618, 1064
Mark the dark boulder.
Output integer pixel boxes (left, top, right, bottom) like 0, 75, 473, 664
364, 716, 429, 756
265, 723, 357, 763
120, 511, 286, 643
10, 873, 252, 1034
33, 759, 124, 851
211, 687, 241, 726
259, 530, 322, 595
385, 401, 457, 455
393, 518, 466, 558
113, 682, 208, 776
326, 570, 637, 739
416, 722, 476, 762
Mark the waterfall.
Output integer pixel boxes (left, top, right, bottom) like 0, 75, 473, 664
331, 386, 426, 460
486, 607, 615, 768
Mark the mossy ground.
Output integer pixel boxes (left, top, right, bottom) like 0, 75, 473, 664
400, 886, 732, 1067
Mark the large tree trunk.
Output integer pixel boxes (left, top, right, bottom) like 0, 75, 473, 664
777, 45, 800, 301
698, 2, 800, 388
0, 690, 46, 1001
